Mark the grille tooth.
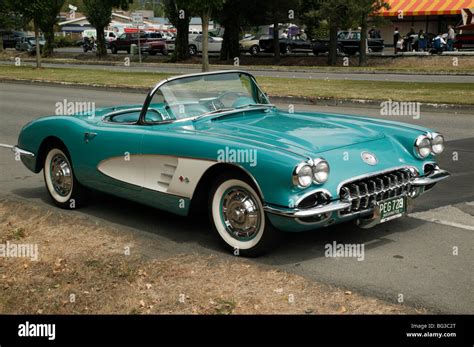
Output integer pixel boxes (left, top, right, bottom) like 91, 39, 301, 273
340, 169, 413, 216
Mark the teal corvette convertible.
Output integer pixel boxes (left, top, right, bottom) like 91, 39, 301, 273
11, 70, 450, 256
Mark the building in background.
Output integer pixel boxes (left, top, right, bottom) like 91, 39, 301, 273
377, 0, 474, 45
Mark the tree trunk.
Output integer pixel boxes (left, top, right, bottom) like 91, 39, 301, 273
220, 8, 240, 61
174, 17, 190, 61
42, 24, 55, 57
201, 11, 210, 72
34, 21, 41, 68
0, 35, 4, 53
359, 16, 368, 67
327, 21, 338, 66
95, 26, 107, 57
272, 20, 280, 64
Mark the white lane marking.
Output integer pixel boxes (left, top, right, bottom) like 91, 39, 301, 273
409, 203, 474, 231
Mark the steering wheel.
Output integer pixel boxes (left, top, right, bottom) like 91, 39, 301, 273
203, 92, 244, 111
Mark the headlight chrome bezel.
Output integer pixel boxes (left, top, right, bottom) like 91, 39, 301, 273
414, 134, 432, 159
293, 158, 330, 189
430, 132, 445, 155
312, 158, 330, 185
293, 162, 313, 188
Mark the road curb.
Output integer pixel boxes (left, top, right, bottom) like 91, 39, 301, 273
2, 77, 473, 113
1, 57, 474, 76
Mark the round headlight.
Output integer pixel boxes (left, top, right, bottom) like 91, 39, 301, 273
293, 163, 313, 188
431, 134, 445, 155
312, 158, 330, 184
414, 135, 431, 159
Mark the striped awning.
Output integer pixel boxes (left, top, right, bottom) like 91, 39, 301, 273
380, 0, 474, 17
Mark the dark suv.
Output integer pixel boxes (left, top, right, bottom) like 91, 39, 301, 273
1, 30, 26, 49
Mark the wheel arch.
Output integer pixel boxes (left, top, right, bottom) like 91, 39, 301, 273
189, 163, 264, 216
35, 136, 69, 173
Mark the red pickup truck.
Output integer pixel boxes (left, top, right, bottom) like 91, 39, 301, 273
109, 32, 165, 54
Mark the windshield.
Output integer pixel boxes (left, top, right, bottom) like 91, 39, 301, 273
146, 72, 270, 121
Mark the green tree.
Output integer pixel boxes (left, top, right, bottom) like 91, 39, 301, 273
38, 0, 66, 57
217, 0, 241, 62
9, 0, 46, 67
82, 0, 133, 57
189, 0, 224, 72
319, 0, 353, 66
162, 0, 192, 62
352, 0, 390, 66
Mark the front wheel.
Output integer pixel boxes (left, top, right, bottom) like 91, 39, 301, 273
43, 146, 87, 209
209, 174, 280, 257
249, 45, 260, 56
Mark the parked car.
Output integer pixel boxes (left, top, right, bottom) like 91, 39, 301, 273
188, 34, 223, 56
141, 39, 168, 56
15, 36, 45, 54
313, 31, 384, 55
239, 35, 267, 56
109, 32, 161, 54
1, 30, 26, 49
10, 70, 450, 256
259, 35, 314, 54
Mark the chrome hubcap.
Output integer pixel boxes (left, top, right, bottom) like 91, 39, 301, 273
50, 153, 72, 197
221, 187, 261, 241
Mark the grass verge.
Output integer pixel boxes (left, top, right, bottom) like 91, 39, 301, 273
1, 65, 473, 105
0, 198, 424, 314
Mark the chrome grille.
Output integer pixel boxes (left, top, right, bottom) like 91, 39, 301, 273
339, 168, 414, 215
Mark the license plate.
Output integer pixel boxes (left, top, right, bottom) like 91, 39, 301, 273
378, 196, 406, 223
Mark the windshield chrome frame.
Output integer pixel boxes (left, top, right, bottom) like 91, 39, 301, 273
138, 70, 271, 125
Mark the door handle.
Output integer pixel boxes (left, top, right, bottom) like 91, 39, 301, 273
84, 132, 97, 143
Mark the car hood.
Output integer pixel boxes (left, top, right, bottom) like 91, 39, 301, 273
193, 109, 386, 158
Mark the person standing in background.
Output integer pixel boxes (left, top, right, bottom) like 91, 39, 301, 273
447, 25, 456, 51
393, 27, 400, 54
418, 30, 427, 52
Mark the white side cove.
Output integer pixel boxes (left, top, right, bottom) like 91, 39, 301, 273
98, 155, 216, 198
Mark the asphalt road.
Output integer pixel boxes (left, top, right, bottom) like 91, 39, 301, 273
2, 59, 473, 83
0, 82, 473, 313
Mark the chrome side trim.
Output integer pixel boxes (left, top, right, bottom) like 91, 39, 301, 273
264, 201, 352, 218
412, 169, 450, 186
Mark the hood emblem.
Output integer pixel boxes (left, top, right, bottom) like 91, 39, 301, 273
361, 152, 378, 166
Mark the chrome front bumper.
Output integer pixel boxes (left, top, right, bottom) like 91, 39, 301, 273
411, 168, 450, 186
0, 144, 35, 157
264, 201, 352, 218
265, 166, 450, 219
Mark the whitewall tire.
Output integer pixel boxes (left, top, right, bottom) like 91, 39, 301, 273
209, 174, 280, 257
43, 146, 87, 209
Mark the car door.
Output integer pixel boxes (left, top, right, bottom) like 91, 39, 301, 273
78, 112, 145, 196
208, 37, 220, 52
194, 35, 203, 51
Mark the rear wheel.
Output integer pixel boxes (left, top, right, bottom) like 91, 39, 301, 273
189, 45, 197, 56
208, 174, 281, 257
110, 45, 117, 54
43, 146, 87, 209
